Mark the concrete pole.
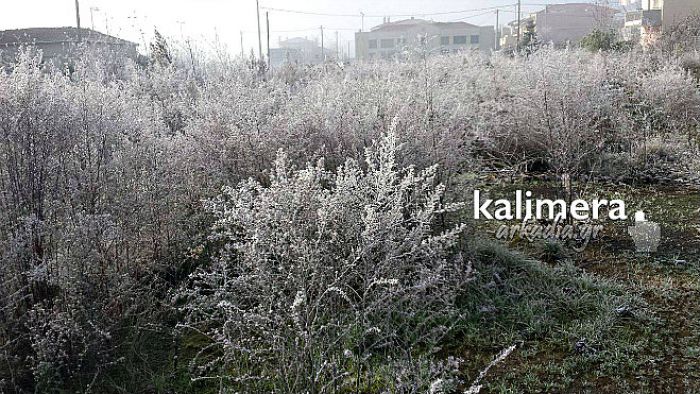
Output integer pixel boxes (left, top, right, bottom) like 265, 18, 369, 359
256, 0, 263, 61
516, 0, 521, 52
320, 25, 325, 62
495, 9, 500, 51
240, 31, 244, 58
75, 0, 82, 43
266, 12, 271, 68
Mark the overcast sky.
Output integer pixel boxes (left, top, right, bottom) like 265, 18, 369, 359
1, 0, 612, 56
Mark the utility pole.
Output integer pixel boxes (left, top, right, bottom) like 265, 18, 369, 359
266, 12, 271, 68
240, 31, 245, 58
336, 31, 340, 61
320, 25, 325, 62
90, 7, 99, 30
177, 21, 186, 41
516, 0, 521, 52
75, 0, 82, 43
495, 9, 500, 51
256, 0, 263, 61
75, 0, 81, 30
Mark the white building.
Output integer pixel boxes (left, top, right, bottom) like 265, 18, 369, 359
270, 37, 335, 67
355, 18, 495, 61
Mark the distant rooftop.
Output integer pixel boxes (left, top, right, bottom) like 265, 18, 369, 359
532, 2, 618, 15
370, 18, 479, 32
0, 27, 137, 47
280, 37, 317, 45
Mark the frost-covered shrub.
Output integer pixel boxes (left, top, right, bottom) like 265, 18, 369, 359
471, 49, 700, 179
0, 50, 206, 391
1, 42, 699, 392
176, 131, 472, 393
635, 66, 700, 136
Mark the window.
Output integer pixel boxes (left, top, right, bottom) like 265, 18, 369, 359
380, 39, 395, 48
369, 39, 377, 49
440, 36, 450, 45
453, 35, 467, 44
471, 35, 480, 44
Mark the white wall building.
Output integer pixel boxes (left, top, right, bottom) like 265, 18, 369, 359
355, 18, 495, 61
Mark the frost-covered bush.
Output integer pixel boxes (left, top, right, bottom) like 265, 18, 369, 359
176, 131, 472, 393
1, 42, 698, 392
472, 49, 700, 178
0, 50, 206, 391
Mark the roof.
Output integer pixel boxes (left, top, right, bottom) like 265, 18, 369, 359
0, 27, 137, 47
370, 18, 479, 32
535, 2, 618, 15
279, 37, 318, 46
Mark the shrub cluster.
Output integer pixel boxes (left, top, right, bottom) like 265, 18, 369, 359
0, 46, 697, 392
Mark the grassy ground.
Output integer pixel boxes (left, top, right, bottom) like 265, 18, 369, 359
457, 181, 700, 393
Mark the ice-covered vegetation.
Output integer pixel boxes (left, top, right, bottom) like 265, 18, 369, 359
0, 44, 698, 392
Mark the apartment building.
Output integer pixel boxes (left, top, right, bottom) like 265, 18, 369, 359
623, 0, 700, 46
622, 8, 662, 43
270, 37, 335, 67
500, 3, 618, 50
355, 18, 495, 61
534, 3, 618, 45
661, 0, 700, 28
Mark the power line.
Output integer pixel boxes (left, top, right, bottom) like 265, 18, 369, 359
451, 10, 500, 22
259, 8, 360, 17
260, 5, 517, 19
268, 27, 357, 33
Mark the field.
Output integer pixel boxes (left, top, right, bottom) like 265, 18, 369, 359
0, 45, 699, 393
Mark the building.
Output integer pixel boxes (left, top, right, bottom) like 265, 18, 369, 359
621, 0, 664, 10
500, 3, 618, 50
623, 0, 700, 47
619, 0, 644, 10
270, 37, 335, 67
622, 8, 662, 44
355, 18, 495, 61
534, 3, 618, 45
661, 0, 700, 28
0, 27, 138, 66
499, 22, 520, 50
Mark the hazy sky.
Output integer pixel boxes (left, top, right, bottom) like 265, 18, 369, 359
1, 0, 606, 55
